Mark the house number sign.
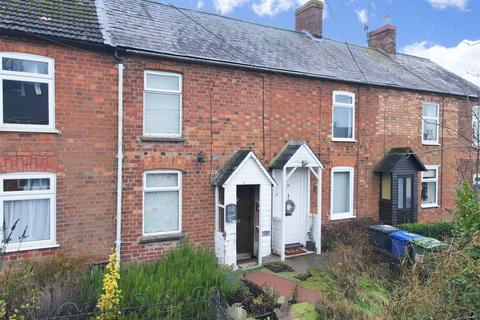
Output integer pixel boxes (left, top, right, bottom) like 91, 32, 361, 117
225, 204, 237, 223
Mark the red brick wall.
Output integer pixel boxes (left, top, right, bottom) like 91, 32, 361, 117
1, 36, 476, 264
120, 53, 478, 263
0, 36, 118, 263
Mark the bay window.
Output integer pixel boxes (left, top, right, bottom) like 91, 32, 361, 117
330, 167, 355, 220
143, 71, 182, 137
0, 53, 55, 132
332, 91, 355, 141
0, 173, 57, 252
143, 170, 182, 235
421, 166, 439, 208
422, 103, 439, 145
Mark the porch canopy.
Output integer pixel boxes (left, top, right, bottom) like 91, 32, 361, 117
270, 141, 323, 261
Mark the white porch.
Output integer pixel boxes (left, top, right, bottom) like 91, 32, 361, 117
270, 141, 323, 261
213, 150, 276, 269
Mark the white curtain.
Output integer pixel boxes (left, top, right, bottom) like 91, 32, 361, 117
333, 172, 350, 214
144, 191, 179, 234
144, 92, 180, 135
4, 199, 50, 243
3, 178, 51, 243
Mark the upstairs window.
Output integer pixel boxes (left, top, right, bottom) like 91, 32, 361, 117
473, 106, 480, 147
144, 71, 182, 137
0, 173, 56, 252
421, 166, 439, 208
332, 91, 355, 141
143, 170, 182, 235
0, 53, 55, 132
422, 103, 439, 145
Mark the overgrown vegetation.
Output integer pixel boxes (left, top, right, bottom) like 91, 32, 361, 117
399, 221, 453, 240
453, 181, 480, 238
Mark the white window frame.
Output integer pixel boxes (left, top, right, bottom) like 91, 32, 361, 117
143, 71, 182, 138
330, 166, 355, 220
142, 170, 182, 236
473, 173, 480, 190
332, 91, 356, 142
422, 102, 440, 145
0, 172, 57, 252
421, 165, 439, 208
0, 52, 56, 133
472, 106, 480, 147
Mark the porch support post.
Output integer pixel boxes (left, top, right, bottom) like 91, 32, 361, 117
316, 167, 322, 254
258, 186, 262, 266
214, 186, 219, 232
281, 166, 286, 261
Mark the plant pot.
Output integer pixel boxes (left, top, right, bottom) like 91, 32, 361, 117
306, 241, 316, 252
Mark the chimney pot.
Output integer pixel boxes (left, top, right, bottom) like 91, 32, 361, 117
367, 24, 397, 55
295, 0, 324, 38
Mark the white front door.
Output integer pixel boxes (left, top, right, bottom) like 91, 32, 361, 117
285, 168, 306, 245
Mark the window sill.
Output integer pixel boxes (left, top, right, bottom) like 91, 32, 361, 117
138, 232, 185, 245
140, 136, 185, 143
329, 214, 356, 221
332, 138, 357, 143
3, 242, 59, 253
0, 127, 60, 134
421, 204, 439, 209
422, 142, 440, 146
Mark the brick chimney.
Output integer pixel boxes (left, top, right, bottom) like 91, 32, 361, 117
295, 0, 324, 38
367, 24, 397, 55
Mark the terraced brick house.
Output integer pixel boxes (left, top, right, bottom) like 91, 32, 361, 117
0, 0, 478, 268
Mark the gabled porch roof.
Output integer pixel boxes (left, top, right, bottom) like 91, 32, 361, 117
270, 141, 323, 169
374, 147, 427, 173
213, 150, 276, 187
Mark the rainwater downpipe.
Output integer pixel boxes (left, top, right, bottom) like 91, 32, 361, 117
115, 62, 124, 264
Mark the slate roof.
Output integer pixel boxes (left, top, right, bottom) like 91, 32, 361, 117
270, 141, 305, 169
0, 0, 104, 44
100, 0, 479, 98
213, 150, 251, 186
374, 147, 427, 173
0, 0, 478, 97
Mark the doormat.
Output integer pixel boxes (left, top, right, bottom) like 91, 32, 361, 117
285, 247, 308, 256
237, 258, 258, 270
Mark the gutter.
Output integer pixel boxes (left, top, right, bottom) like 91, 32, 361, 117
115, 62, 124, 264
123, 48, 479, 100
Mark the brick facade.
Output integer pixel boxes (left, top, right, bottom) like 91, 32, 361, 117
0, 36, 118, 263
119, 52, 477, 263
1, 36, 477, 264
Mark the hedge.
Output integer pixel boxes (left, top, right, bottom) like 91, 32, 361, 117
399, 222, 453, 240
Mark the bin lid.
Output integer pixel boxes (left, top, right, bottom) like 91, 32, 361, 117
411, 237, 446, 249
368, 225, 399, 233
390, 230, 423, 241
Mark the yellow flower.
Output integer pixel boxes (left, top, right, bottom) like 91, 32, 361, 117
96, 250, 122, 320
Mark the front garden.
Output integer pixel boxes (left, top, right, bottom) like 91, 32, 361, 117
0, 182, 479, 319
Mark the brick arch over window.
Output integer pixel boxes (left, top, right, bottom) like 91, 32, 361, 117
0, 155, 60, 173
142, 156, 192, 172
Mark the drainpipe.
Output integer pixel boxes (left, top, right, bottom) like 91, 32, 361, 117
115, 62, 124, 264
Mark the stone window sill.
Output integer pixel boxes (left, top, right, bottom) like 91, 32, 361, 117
140, 136, 185, 143
138, 232, 185, 245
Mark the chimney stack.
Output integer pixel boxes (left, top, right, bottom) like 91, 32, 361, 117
367, 24, 397, 55
295, 0, 324, 38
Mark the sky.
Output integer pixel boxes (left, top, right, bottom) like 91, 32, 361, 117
162, 0, 480, 87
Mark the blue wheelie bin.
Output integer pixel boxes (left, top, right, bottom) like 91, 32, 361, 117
390, 231, 423, 258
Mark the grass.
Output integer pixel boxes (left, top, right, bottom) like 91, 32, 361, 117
291, 302, 319, 320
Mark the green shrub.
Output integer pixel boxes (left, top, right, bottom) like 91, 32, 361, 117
399, 222, 453, 240
453, 181, 480, 238
388, 236, 480, 319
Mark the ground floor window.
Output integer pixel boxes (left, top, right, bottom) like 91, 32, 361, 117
330, 167, 354, 220
0, 172, 56, 251
143, 170, 182, 235
421, 166, 439, 208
